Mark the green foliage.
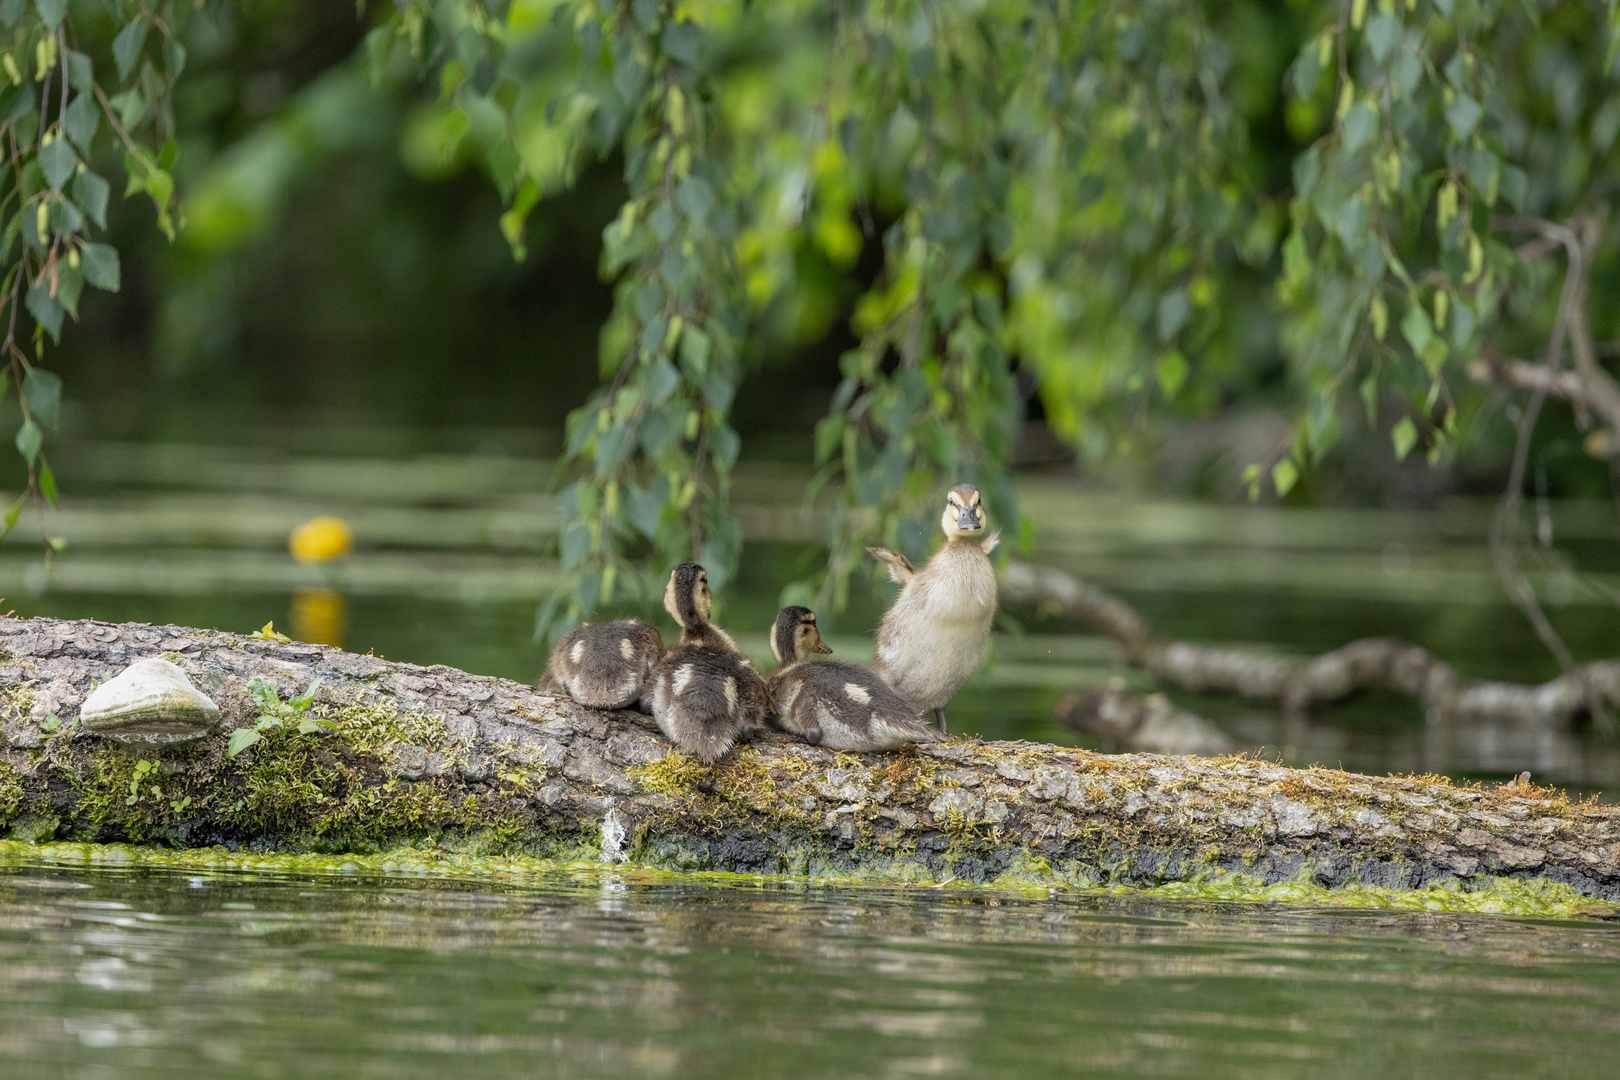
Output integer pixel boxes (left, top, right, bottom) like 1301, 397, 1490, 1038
227, 675, 331, 758
340, 0, 1620, 625
1276, 0, 1620, 483
396, 0, 1261, 625
13, 0, 1620, 632
0, 0, 191, 540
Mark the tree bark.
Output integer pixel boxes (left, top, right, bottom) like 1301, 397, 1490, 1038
1, 616, 1619, 901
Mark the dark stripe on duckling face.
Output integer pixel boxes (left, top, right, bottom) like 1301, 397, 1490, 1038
667, 562, 708, 630
772, 605, 832, 663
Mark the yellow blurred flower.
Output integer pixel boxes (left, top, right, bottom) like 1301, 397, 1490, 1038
289, 516, 353, 564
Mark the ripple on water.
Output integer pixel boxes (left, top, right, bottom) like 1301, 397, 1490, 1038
0, 864, 1619, 1078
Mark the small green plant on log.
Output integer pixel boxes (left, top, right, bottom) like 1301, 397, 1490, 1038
227, 676, 330, 759
123, 757, 154, 806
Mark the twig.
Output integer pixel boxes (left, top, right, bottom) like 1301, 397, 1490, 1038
57, 27, 68, 133
1487, 216, 1590, 672
37, 63, 50, 140
1337, 0, 1349, 89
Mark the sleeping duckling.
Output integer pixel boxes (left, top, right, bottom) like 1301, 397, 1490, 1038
767, 606, 944, 752
644, 562, 768, 763
542, 619, 664, 709
868, 484, 999, 734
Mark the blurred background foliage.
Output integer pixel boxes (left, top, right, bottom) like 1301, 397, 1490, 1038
14, 0, 1620, 644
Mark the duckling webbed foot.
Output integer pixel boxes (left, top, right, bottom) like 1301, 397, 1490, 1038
933, 707, 947, 735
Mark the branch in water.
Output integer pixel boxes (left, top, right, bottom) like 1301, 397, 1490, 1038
1001, 561, 1620, 727
1055, 683, 1236, 756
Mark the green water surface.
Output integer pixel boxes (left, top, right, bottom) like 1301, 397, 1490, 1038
1, 862, 1618, 1079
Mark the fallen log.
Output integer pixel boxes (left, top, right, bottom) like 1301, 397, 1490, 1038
1, 616, 1619, 902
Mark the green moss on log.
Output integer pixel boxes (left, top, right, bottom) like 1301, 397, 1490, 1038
0, 839, 1613, 920
0, 759, 20, 827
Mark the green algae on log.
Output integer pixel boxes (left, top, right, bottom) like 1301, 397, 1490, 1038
0, 839, 1611, 920
0, 616, 1618, 903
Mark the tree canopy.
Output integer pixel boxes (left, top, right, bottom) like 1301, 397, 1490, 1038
3, 0, 1619, 645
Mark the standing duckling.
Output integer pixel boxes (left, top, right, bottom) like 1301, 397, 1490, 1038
867, 484, 999, 734
768, 606, 944, 752
644, 563, 768, 763
542, 619, 664, 709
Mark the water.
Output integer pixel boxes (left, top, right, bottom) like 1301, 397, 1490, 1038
1, 862, 1618, 1079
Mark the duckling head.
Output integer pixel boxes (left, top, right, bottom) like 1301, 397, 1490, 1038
771, 606, 834, 665
940, 483, 986, 540
664, 562, 713, 631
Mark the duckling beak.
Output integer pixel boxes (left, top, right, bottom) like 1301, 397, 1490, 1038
955, 505, 982, 531
814, 641, 833, 654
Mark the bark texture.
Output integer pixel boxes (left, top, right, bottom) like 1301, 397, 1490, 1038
1001, 560, 1620, 726
1, 617, 1619, 900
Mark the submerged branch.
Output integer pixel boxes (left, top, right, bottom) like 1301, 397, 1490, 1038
1054, 684, 1236, 756
1000, 561, 1620, 727
1, 616, 1619, 902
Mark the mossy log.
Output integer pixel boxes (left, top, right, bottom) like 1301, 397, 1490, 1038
2, 616, 1619, 901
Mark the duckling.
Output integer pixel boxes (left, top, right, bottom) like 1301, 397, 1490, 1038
643, 562, 768, 763
767, 606, 944, 752
868, 484, 999, 734
542, 619, 664, 709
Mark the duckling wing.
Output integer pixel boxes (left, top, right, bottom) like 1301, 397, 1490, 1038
544, 625, 589, 697
550, 620, 665, 709
734, 657, 769, 728
793, 661, 943, 752
980, 529, 1001, 555
766, 668, 822, 744
647, 647, 763, 763
866, 546, 916, 585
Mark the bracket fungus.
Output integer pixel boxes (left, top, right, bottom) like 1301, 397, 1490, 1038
78, 657, 221, 746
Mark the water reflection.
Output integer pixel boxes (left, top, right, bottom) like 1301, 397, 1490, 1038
1, 866, 1619, 1077
1220, 707, 1620, 794
289, 586, 347, 648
